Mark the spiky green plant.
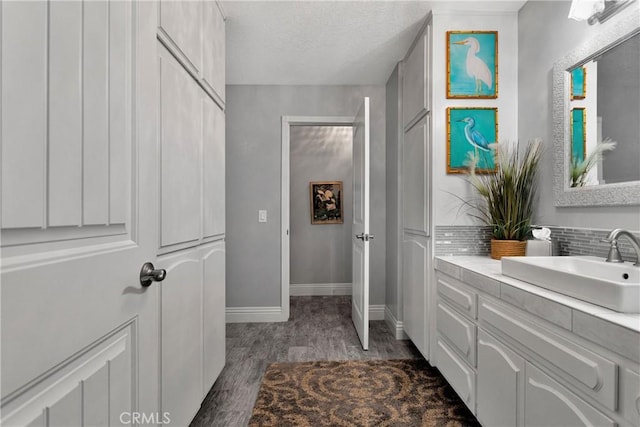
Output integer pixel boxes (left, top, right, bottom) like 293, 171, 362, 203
465, 139, 543, 241
570, 138, 617, 187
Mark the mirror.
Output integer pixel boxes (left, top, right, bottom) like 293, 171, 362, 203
553, 8, 640, 206
568, 34, 639, 187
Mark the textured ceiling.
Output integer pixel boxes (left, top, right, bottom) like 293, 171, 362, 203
222, 0, 527, 85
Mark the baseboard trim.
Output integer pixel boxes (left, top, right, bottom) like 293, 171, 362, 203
290, 283, 352, 296
384, 306, 409, 340
226, 303, 385, 323
225, 306, 287, 323
369, 304, 385, 321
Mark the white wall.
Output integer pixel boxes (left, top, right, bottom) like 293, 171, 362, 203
226, 85, 386, 308
290, 126, 353, 284
518, 0, 640, 230
431, 10, 519, 226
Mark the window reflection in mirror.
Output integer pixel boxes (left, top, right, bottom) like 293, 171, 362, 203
567, 32, 640, 187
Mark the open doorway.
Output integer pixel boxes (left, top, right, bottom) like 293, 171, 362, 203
280, 116, 353, 320
281, 98, 371, 349
289, 125, 354, 296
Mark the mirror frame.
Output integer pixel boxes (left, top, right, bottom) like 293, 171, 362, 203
552, 8, 640, 207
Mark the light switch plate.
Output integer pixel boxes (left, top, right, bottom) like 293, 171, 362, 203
258, 210, 267, 223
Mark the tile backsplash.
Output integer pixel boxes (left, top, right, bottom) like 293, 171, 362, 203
434, 226, 492, 256
435, 225, 639, 262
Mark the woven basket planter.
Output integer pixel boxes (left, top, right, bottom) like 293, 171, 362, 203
490, 239, 526, 260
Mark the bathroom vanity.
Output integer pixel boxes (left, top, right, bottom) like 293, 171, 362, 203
434, 256, 640, 427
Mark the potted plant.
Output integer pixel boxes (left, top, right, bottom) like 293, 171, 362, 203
465, 139, 544, 259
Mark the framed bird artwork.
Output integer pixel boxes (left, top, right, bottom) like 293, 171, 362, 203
447, 31, 498, 99
447, 107, 498, 174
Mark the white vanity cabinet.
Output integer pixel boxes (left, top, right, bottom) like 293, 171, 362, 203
435, 263, 640, 427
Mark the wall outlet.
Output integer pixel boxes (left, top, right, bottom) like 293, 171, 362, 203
258, 210, 267, 223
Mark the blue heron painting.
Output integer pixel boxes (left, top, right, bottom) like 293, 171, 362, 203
447, 31, 498, 99
447, 107, 497, 173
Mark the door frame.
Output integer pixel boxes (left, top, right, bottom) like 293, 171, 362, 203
280, 115, 354, 320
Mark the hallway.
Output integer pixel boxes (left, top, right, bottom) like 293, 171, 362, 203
190, 296, 422, 426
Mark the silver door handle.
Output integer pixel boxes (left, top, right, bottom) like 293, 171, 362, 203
140, 262, 167, 287
356, 233, 365, 240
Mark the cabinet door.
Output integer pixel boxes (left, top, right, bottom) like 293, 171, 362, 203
159, 0, 202, 72
159, 250, 203, 427
202, 241, 226, 394
525, 363, 615, 427
435, 338, 476, 413
477, 329, 525, 427
203, 0, 225, 101
402, 30, 429, 128
402, 238, 428, 356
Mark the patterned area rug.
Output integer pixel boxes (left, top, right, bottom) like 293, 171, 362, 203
249, 359, 480, 427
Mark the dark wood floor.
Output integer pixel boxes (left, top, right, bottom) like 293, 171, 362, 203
190, 296, 423, 427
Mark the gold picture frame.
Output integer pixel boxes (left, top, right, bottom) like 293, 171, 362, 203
310, 181, 343, 224
447, 31, 499, 99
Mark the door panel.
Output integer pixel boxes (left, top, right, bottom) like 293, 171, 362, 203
1, 1, 47, 229
352, 97, 370, 350
203, 242, 226, 393
203, 99, 226, 238
1, 324, 134, 427
402, 239, 428, 355
48, 0, 82, 227
159, 0, 202, 73
403, 32, 428, 128
477, 329, 525, 427
160, 254, 203, 427
159, 45, 202, 249
1, 1, 159, 425
403, 119, 429, 234
203, 1, 225, 101
83, 0, 110, 226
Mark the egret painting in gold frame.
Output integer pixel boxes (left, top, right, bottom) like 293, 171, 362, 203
447, 31, 498, 99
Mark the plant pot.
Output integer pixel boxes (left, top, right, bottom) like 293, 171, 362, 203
490, 239, 527, 260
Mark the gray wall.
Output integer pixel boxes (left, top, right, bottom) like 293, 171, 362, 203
226, 85, 386, 308
385, 64, 401, 319
518, 0, 640, 230
290, 126, 353, 284
599, 35, 640, 184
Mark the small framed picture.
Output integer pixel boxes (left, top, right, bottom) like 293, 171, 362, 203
570, 67, 586, 100
447, 107, 498, 174
310, 181, 343, 224
447, 31, 498, 99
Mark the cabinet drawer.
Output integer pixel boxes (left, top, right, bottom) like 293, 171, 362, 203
479, 297, 617, 411
525, 362, 615, 427
437, 301, 477, 366
437, 275, 477, 319
435, 338, 476, 414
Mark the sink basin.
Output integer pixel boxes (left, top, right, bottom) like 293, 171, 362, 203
501, 256, 640, 313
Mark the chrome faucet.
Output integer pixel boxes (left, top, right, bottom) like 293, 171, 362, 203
602, 229, 640, 266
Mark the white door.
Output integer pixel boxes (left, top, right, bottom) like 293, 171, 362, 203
1, 2, 161, 425
352, 97, 371, 350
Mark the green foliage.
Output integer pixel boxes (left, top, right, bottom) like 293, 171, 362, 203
570, 139, 617, 187
465, 139, 543, 241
